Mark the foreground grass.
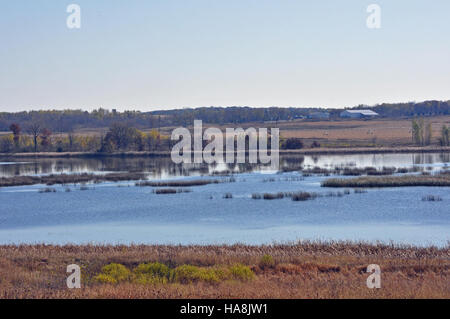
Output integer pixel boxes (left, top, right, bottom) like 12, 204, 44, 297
322, 173, 450, 188
0, 242, 448, 299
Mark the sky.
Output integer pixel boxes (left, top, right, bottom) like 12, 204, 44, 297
1, 0, 450, 112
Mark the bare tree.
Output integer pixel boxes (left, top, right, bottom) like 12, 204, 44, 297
68, 131, 75, 151
27, 123, 42, 152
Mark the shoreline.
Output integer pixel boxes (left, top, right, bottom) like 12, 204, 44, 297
1, 146, 450, 159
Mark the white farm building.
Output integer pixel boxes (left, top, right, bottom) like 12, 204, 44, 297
340, 110, 379, 119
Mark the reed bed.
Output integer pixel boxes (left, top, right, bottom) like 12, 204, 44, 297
291, 192, 318, 201
153, 188, 192, 194
422, 195, 443, 201
303, 166, 418, 177
322, 173, 450, 188
136, 178, 235, 188
0, 172, 147, 187
38, 187, 57, 193
251, 191, 320, 201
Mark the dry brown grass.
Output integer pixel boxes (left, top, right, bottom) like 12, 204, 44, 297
277, 116, 450, 146
0, 242, 448, 299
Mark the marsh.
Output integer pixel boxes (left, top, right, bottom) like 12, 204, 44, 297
0, 152, 448, 246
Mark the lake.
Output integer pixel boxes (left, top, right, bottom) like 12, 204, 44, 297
0, 153, 449, 246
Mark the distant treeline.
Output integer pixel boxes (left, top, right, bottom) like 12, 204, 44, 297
0, 100, 449, 133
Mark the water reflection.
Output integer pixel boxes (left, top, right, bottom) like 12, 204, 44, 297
0, 152, 448, 178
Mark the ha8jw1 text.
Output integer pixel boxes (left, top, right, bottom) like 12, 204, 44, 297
224, 303, 267, 316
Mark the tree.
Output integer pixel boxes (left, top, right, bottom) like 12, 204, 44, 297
147, 129, 160, 151
0, 135, 14, 153
424, 122, 432, 146
27, 123, 42, 152
281, 138, 304, 150
104, 123, 140, 151
440, 125, 449, 146
9, 123, 21, 148
68, 131, 76, 151
40, 128, 52, 148
412, 118, 429, 146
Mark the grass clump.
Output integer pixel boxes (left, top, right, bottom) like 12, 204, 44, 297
94, 263, 131, 284
229, 264, 254, 282
263, 193, 285, 200
259, 254, 275, 269
291, 192, 317, 201
38, 187, 56, 193
252, 193, 262, 199
422, 195, 443, 202
152, 188, 192, 194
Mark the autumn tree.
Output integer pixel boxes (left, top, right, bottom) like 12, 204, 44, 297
440, 125, 449, 146
9, 123, 21, 148
104, 123, 140, 151
40, 128, 52, 148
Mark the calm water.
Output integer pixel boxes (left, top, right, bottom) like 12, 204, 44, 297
0, 153, 449, 246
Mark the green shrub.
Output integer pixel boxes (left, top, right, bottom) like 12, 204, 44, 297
173, 265, 223, 284
134, 274, 168, 285
134, 262, 170, 278
229, 264, 254, 281
259, 254, 275, 269
94, 263, 131, 284
173, 265, 203, 283
133, 262, 171, 284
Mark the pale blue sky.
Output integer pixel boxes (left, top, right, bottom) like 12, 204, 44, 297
1, 0, 449, 111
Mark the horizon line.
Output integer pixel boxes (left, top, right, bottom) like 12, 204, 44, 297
2, 98, 449, 114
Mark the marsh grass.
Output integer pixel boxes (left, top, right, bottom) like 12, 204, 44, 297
263, 193, 285, 200
38, 187, 56, 193
422, 195, 443, 201
153, 188, 192, 194
0, 172, 147, 187
251, 190, 351, 201
136, 178, 236, 187
291, 192, 318, 201
322, 173, 450, 188
303, 166, 420, 177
